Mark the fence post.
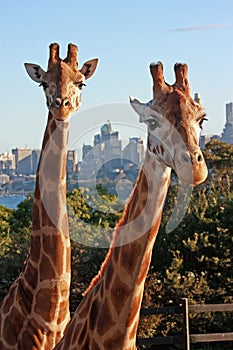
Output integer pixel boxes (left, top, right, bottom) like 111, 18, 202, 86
182, 298, 190, 350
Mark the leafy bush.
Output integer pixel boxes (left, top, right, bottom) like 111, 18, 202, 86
0, 141, 232, 350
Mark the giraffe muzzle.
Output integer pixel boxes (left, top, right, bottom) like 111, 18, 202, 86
175, 148, 208, 186
54, 98, 71, 108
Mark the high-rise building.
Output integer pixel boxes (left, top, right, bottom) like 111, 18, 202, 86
12, 148, 32, 175
123, 137, 144, 165
221, 102, 233, 144
80, 121, 145, 181
94, 134, 101, 146
101, 121, 112, 140
92, 121, 122, 170
0, 174, 10, 185
0, 152, 16, 176
81, 144, 96, 178
194, 92, 202, 105
226, 102, 233, 123
67, 150, 78, 177
82, 144, 93, 159
199, 135, 206, 149
32, 149, 41, 174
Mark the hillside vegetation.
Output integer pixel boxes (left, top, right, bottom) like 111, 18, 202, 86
0, 140, 232, 349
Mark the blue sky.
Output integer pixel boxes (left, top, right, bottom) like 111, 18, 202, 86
0, 0, 233, 153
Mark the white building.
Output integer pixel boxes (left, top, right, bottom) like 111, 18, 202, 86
0, 152, 16, 176
0, 174, 10, 185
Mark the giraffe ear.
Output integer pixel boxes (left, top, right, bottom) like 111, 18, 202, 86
80, 59, 98, 79
24, 63, 46, 83
130, 97, 150, 123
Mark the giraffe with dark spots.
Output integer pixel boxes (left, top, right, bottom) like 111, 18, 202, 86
54, 61, 207, 349
0, 43, 98, 349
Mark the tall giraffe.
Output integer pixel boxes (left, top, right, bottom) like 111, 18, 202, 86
54, 61, 208, 350
0, 43, 98, 349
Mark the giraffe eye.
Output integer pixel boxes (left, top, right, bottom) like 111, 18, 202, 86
148, 119, 159, 131
75, 82, 86, 89
39, 82, 49, 90
199, 117, 208, 129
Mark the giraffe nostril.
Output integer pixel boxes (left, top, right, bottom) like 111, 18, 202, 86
64, 99, 70, 107
54, 98, 62, 107
196, 153, 203, 163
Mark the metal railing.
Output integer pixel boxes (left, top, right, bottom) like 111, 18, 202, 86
137, 299, 233, 349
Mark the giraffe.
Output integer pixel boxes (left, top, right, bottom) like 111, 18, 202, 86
0, 43, 98, 349
54, 61, 208, 350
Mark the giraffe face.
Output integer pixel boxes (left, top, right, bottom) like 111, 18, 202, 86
38, 61, 86, 120
130, 61, 208, 186
166, 90, 208, 185
24, 43, 98, 120
130, 94, 208, 186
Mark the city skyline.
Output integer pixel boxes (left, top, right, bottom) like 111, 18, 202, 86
1, 102, 232, 175
0, 1, 233, 154
0, 111, 232, 196
0, 121, 145, 177
0, 121, 146, 196
0, 96, 232, 156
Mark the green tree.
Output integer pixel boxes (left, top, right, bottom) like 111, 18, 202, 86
0, 141, 232, 350
67, 186, 122, 311
0, 196, 32, 300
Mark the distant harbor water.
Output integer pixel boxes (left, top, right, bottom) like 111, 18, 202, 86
0, 195, 26, 209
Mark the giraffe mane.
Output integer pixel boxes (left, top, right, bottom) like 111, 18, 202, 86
82, 168, 143, 296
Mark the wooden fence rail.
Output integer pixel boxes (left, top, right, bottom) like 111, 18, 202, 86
137, 299, 233, 349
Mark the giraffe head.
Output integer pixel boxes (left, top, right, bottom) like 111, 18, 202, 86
130, 61, 208, 186
24, 43, 98, 120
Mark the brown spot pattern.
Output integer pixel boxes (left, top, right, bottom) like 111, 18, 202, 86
137, 251, 151, 286
78, 321, 87, 345
127, 295, 141, 327
78, 298, 90, 319
89, 298, 99, 330
43, 234, 64, 276
91, 339, 101, 350
3, 307, 25, 346
57, 300, 69, 324
105, 263, 113, 290
1, 284, 17, 314
24, 262, 38, 290
103, 330, 124, 350
96, 298, 114, 335
35, 287, 57, 322
32, 202, 41, 231
39, 253, 55, 280
30, 235, 41, 263
43, 151, 60, 182
18, 280, 33, 315
111, 274, 131, 316
120, 242, 142, 275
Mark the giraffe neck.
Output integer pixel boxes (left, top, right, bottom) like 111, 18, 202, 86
54, 151, 171, 350
32, 112, 70, 237
0, 112, 71, 349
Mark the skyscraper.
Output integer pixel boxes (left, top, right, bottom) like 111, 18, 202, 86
67, 150, 78, 177
123, 137, 144, 165
32, 149, 41, 174
194, 92, 202, 105
226, 102, 233, 123
12, 148, 32, 175
0, 153, 16, 176
93, 121, 122, 170
221, 102, 233, 144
